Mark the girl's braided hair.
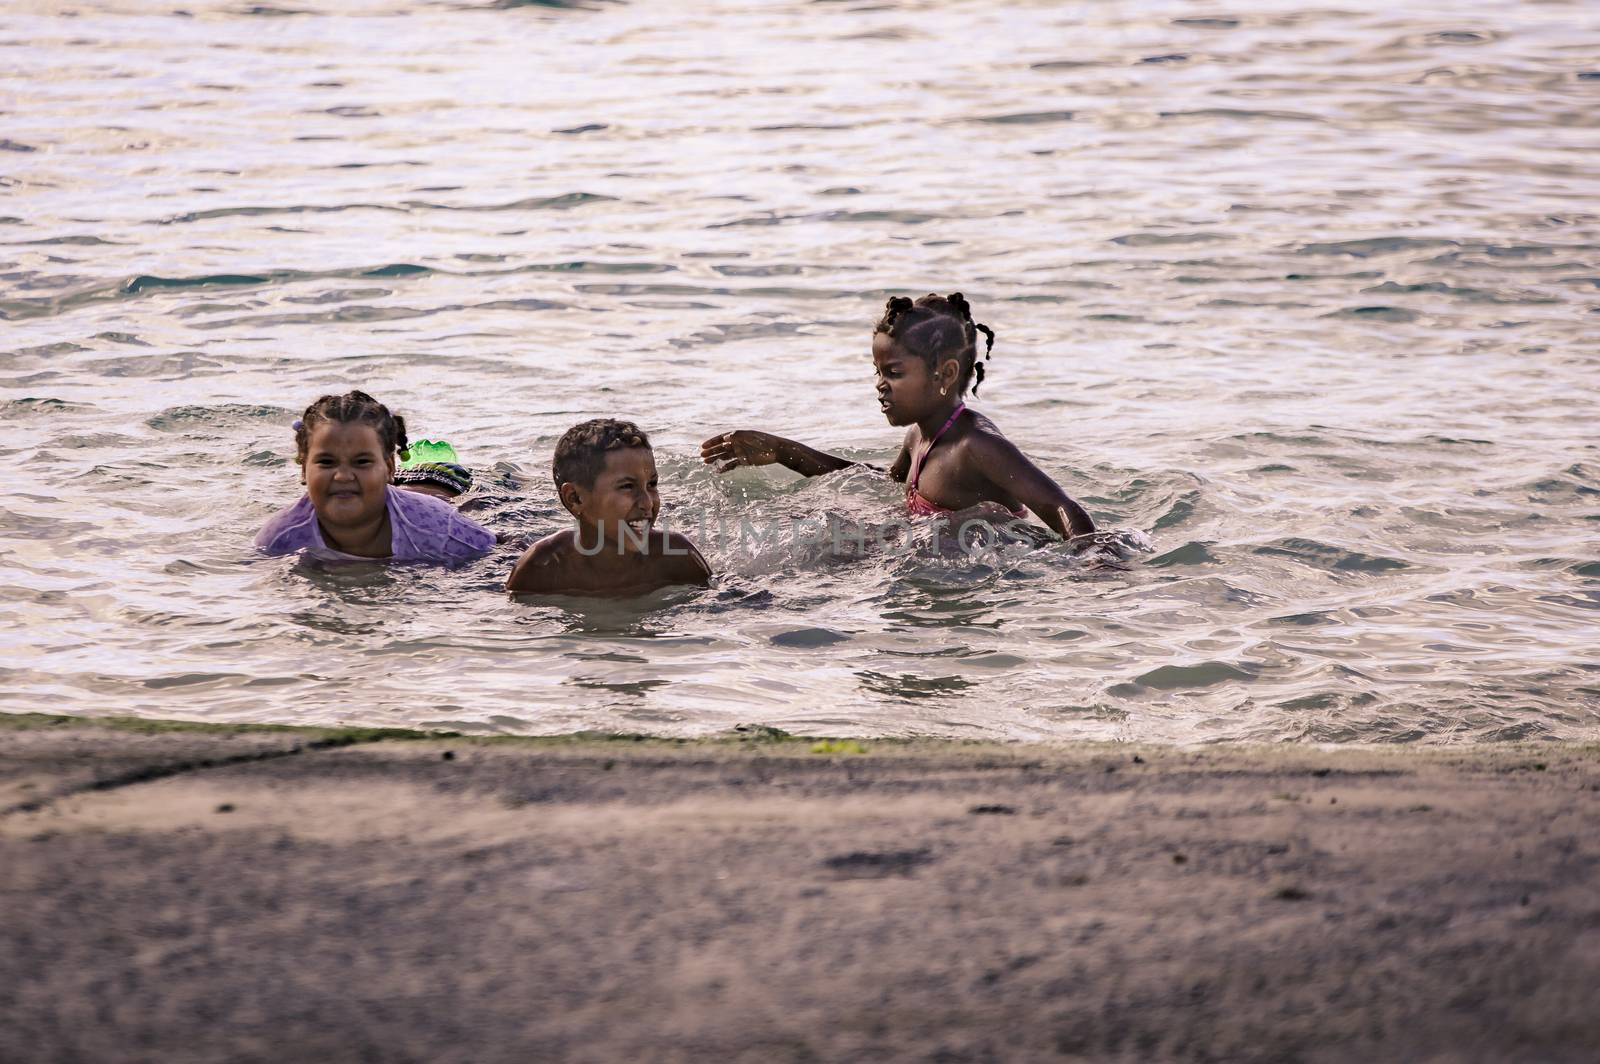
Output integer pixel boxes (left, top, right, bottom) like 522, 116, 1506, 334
293, 390, 409, 465
874, 291, 997, 395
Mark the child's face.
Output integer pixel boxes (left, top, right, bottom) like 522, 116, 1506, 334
302, 421, 394, 529
872, 333, 959, 426
562, 446, 660, 551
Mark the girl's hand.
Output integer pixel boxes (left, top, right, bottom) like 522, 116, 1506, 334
701, 430, 784, 473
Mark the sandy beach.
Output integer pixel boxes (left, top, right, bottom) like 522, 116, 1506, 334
2, 713, 1597, 1062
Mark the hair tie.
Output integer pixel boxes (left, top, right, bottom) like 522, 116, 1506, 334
291, 418, 304, 431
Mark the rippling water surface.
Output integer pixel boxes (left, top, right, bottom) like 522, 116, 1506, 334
3, 0, 1597, 742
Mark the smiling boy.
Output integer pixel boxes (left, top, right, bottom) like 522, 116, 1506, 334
506, 419, 711, 596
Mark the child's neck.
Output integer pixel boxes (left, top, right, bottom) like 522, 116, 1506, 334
319, 509, 391, 558
916, 395, 965, 439
573, 519, 647, 567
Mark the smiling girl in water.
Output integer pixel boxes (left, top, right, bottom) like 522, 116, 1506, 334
701, 292, 1097, 539
255, 390, 496, 563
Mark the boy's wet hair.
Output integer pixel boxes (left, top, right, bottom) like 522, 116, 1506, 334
875, 292, 997, 395
295, 390, 409, 465
552, 418, 652, 491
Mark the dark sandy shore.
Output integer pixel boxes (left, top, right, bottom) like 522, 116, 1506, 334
2, 713, 1597, 1063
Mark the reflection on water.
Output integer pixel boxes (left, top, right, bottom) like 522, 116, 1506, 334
1, 0, 1597, 742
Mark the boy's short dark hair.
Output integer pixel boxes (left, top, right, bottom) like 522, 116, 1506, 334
552, 418, 652, 491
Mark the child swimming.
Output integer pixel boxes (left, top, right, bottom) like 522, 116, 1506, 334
255, 390, 497, 563
700, 292, 1098, 539
506, 418, 711, 596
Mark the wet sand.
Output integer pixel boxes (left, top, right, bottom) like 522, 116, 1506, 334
2, 714, 1598, 1063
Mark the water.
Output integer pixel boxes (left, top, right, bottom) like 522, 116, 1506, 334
2, 0, 1597, 742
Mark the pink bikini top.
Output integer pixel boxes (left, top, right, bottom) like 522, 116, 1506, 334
905, 403, 1026, 519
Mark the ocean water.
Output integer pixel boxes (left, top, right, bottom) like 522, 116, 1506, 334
2, 0, 1597, 742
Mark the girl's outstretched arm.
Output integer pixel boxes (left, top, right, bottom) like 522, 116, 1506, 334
968, 433, 1097, 538
701, 430, 856, 477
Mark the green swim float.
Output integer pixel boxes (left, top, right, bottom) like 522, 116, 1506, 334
400, 439, 461, 468
395, 439, 472, 497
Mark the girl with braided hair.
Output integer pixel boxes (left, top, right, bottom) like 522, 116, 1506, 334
702, 292, 1097, 539
255, 390, 496, 563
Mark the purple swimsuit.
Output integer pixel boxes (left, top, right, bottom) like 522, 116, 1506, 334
255, 485, 496, 564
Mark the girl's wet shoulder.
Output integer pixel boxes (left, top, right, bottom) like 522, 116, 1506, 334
965, 407, 1004, 436
953, 410, 1010, 455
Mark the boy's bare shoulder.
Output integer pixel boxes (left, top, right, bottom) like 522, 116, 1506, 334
505, 530, 580, 592
521, 529, 578, 563
650, 529, 712, 585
